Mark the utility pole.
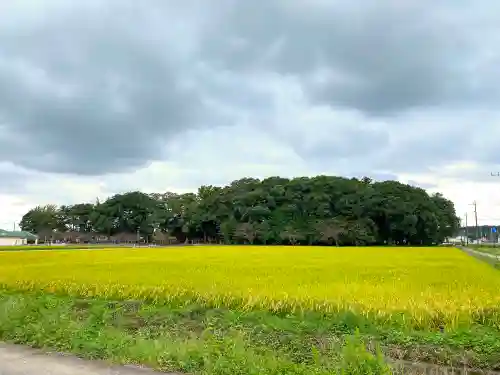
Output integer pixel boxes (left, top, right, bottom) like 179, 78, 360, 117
472, 201, 479, 243
465, 213, 469, 246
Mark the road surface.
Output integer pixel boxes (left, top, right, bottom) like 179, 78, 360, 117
459, 246, 500, 260
0, 343, 176, 375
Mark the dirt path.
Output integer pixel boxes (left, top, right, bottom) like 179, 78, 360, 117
3, 341, 500, 375
458, 246, 500, 260
0, 343, 176, 375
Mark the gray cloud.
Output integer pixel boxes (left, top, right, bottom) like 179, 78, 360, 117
0, 1, 207, 175
0, 0, 498, 182
0, 163, 34, 194
374, 127, 469, 174
200, 0, 496, 115
295, 126, 389, 168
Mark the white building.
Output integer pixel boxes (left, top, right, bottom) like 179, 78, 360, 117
444, 236, 464, 244
0, 229, 38, 246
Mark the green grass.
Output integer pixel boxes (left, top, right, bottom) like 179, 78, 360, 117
1, 290, 500, 374
469, 244, 500, 256
0, 290, 396, 374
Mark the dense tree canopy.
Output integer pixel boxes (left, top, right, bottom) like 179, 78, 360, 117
19, 175, 460, 246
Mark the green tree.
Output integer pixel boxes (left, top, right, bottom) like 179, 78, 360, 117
19, 204, 63, 236
19, 175, 460, 247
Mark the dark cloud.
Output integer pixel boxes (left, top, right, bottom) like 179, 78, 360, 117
0, 0, 497, 179
0, 1, 206, 175
200, 0, 492, 115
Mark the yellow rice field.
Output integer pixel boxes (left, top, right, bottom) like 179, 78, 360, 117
0, 246, 499, 324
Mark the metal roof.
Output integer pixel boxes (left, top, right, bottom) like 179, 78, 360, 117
0, 229, 38, 239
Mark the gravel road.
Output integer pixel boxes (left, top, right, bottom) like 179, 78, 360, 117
0, 343, 174, 375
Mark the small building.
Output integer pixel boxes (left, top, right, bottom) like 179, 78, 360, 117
0, 229, 38, 246
445, 236, 464, 244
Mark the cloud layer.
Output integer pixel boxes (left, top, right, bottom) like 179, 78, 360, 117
1, 0, 500, 226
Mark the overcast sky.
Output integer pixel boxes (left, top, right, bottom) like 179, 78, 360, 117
1, 0, 500, 229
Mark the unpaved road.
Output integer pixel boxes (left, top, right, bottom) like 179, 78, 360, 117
0, 343, 175, 375
459, 246, 500, 260
2, 343, 498, 375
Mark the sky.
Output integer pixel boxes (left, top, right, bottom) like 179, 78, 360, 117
1, 0, 500, 229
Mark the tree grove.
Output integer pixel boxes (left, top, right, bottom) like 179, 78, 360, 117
19, 175, 460, 246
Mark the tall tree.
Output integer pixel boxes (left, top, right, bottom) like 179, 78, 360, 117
20, 204, 62, 235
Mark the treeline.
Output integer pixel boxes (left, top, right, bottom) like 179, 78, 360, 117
19, 175, 460, 246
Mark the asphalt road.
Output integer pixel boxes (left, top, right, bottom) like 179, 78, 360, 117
0, 343, 174, 375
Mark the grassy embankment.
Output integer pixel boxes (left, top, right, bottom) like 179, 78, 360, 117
0, 246, 499, 374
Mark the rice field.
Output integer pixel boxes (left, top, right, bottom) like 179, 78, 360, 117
0, 245, 499, 328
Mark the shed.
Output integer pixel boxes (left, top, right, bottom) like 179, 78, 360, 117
0, 229, 39, 246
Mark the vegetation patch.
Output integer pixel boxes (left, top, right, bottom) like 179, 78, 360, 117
1, 246, 500, 373
0, 291, 399, 374
1, 291, 500, 374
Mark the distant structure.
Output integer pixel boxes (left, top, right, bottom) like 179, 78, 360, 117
444, 236, 464, 245
0, 229, 38, 246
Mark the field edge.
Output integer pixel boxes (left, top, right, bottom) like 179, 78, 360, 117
1, 289, 500, 374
